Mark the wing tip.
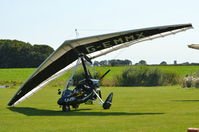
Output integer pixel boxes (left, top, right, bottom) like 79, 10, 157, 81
184, 23, 193, 28
7, 99, 15, 106
7, 102, 13, 106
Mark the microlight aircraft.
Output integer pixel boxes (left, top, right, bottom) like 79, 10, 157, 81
188, 44, 199, 50
8, 24, 193, 111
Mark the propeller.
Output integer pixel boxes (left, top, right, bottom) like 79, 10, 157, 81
99, 69, 111, 81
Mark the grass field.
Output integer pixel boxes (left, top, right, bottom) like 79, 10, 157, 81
1, 86, 199, 132
1, 66, 199, 132
1, 65, 199, 86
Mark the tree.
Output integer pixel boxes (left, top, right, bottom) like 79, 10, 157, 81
160, 61, 167, 65
135, 60, 147, 65
93, 61, 100, 66
99, 60, 108, 66
0, 39, 54, 68
93, 59, 132, 66
124, 59, 132, 65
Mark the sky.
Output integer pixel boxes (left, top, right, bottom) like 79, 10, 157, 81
0, 0, 199, 64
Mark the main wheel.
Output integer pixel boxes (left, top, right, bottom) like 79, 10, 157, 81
72, 104, 79, 109
62, 104, 70, 112
103, 93, 113, 109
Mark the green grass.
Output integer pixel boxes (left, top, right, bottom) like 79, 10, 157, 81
151, 65, 199, 76
1, 66, 199, 86
0, 68, 34, 85
1, 66, 199, 132
1, 86, 199, 132
94, 65, 199, 85
94, 65, 199, 77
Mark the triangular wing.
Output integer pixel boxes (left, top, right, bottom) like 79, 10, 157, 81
8, 23, 193, 106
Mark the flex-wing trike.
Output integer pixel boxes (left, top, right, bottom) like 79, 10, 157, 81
57, 54, 113, 112
8, 24, 192, 111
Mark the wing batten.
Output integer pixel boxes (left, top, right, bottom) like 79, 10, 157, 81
8, 24, 193, 106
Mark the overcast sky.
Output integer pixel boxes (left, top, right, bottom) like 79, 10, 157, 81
0, 0, 199, 64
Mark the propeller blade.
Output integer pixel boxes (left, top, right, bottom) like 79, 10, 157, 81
99, 69, 111, 80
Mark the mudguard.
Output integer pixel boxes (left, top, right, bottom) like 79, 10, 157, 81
103, 92, 113, 109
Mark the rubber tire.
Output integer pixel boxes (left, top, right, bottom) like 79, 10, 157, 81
103, 102, 111, 109
72, 104, 79, 109
62, 104, 70, 112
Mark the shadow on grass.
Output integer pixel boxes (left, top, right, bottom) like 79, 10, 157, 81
8, 107, 164, 116
172, 100, 199, 102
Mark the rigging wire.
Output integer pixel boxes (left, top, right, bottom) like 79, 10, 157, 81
86, 61, 98, 78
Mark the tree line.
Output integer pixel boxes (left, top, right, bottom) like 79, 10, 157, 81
0, 39, 54, 68
94, 59, 199, 66
94, 59, 132, 66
